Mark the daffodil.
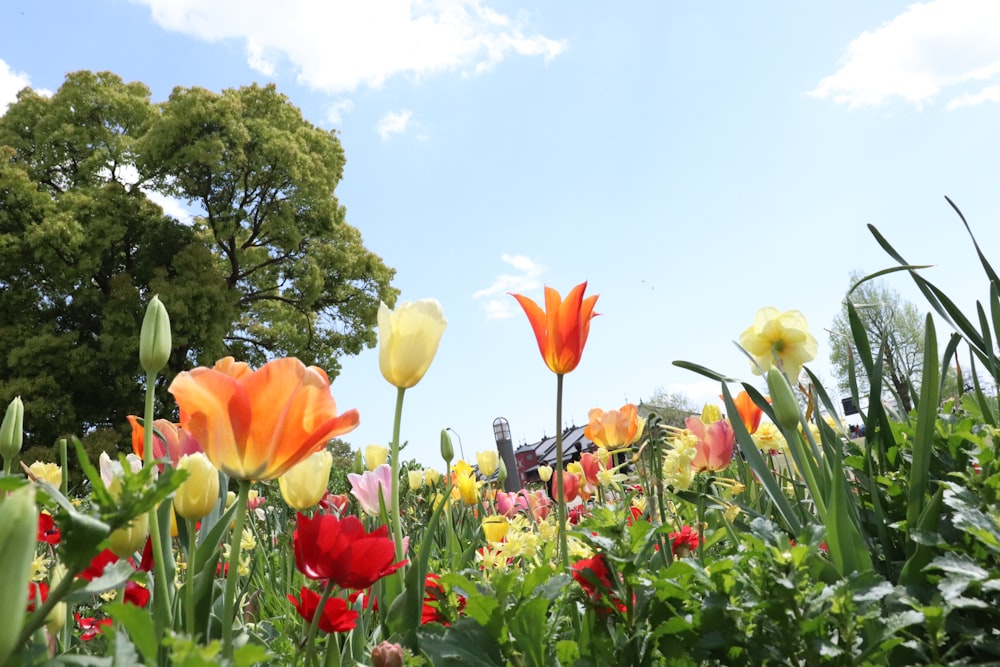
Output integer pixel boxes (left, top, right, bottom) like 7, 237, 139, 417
739, 307, 818, 382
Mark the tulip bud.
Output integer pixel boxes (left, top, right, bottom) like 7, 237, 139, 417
476, 450, 499, 478
0, 484, 37, 664
352, 448, 364, 475
109, 514, 149, 557
175, 452, 222, 519
424, 467, 441, 486
537, 464, 553, 483
46, 564, 68, 634
0, 396, 24, 466
766, 367, 801, 430
278, 449, 333, 511
365, 444, 389, 472
371, 641, 405, 667
498, 458, 508, 486
440, 429, 454, 465
139, 295, 171, 374
407, 469, 424, 491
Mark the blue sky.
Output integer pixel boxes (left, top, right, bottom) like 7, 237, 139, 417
4, 1, 1000, 467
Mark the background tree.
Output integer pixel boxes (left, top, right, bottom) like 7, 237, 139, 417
829, 271, 925, 413
639, 389, 697, 428
0, 71, 397, 449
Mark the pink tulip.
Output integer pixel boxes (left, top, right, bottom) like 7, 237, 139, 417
348, 464, 394, 517
687, 417, 736, 472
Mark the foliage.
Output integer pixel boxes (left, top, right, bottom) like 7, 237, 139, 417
0, 70, 397, 449
829, 270, 925, 413
638, 388, 696, 428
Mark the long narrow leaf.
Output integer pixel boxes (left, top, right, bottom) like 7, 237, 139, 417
671, 360, 738, 383
906, 315, 939, 549
945, 195, 1000, 285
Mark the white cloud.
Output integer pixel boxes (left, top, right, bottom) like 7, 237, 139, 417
133, 0, 567, 94
810, 0, 1000, 109
474, 253, 545, 319
325, 99, 354, 125
946, 84, 1000, 109
376, 109, 413, 140
0, 58, 31, 115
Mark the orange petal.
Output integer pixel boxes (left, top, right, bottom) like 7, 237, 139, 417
169, 368, 251, 479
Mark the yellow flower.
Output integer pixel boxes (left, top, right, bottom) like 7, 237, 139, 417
241, 527, 256, 551
408, 469, 424, 491
739, 307, 818, 382
365, 445, 389, 471
700, 404, 722, 424
482, 516, 509, 544
175, 452, 221, 520
46, 565, 67, 634
752, 421, 787, 452
584, 403, 644, 450
663, 431, 698, 491
109, 514, 149, 558
455, 468, 479, 505
424, 467, 441, 486
537, 465, 553, 483
278, 448, 333, 510
476, 450, 500, 478
28, 461, 62, 487
378, 299, 447, 389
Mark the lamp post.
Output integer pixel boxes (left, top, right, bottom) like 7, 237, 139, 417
493, 417, 520, 492
445, 427, 466, 461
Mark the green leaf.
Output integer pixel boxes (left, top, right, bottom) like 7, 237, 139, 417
232, 643, 271, 667
417, 618, 506, 667
508, 597, 551, 667
106, 601, 158, 664
906, 315, 939, 545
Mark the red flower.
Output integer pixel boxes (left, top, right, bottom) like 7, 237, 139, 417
626, 506, 643, 526
75, 613, 113, 641
287, 587, 358, 633
27, 582, 49, 613
37, 512, 61, 545
511, 282, 599, 375
669, 525, 700, 556
421, 573, 466, 625
293, 513, 406, 590
124, 581, 151, 607
78, 549, 119, 581
572, 554, 626, 613
319, 492, 350, 517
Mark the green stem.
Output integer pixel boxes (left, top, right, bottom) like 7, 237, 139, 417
323, 630, 342, 667
144, 371, 174, 640
697, 477, 710, 561
185, 518, 198, 638
304, 578, 336, 667
222, 479, 251, 659
554, 374, 569, 570
389, 387, 407, 563
15, 562, 82, 649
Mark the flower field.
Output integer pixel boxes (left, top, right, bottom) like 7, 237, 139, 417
3, 216, 1000, 666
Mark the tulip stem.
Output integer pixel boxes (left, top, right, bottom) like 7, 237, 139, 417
389, 387, 406, 563
304, 578, 336, 667
554, 373, 569, 570
185, 518, 198, 638
222, 479, 251, 659
144, 371, 174, 644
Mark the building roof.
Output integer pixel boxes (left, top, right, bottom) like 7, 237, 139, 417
514, 426, 594, 467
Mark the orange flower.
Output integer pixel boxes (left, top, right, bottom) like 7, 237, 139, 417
511, 282, 599, 375
168, 357, 359, 480
730, 391, 763, 435
584, 404, 644, 450
127, 416, 202, 467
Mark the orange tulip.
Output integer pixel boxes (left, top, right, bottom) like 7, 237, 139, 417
511, 282, 598, 375
168, 357, 359, 480
728, 391, 764, 435
127, 416, 203, 467
584, 403, 644, 450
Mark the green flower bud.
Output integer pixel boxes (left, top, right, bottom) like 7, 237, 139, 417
352, 448, 364, 475
498, 457, 508, 486
766, 367, 801, 430
0, 484, 38, 665
0, 396, 24, 465
440, 429, 454, 465
139, 295, 171, 374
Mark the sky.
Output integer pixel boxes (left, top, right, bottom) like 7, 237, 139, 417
4, 0, 1000, 468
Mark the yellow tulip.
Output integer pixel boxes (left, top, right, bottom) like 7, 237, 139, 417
28, 461, 62, 487
378, 299, 447, 389
408, 469, 424, 491
455, 469, 478, 505
424, 467, 441, 486
110, 514, 149, 558
482, 516, 509, 544
278, 449, 333, 510
365, 444, 389, 471
537, 465, 553, 483
476, 450, 500, 478
174, 452, 221, 520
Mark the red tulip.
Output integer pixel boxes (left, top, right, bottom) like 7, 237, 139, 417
287, 587, 358, 633
511, 282, 598, 375
293, 513, 406, 590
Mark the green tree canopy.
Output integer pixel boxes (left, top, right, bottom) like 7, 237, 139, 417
0, 71, 397, 449
639, 388, 697, 428
829, 271, 924, 414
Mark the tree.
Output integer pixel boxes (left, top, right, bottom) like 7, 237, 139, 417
829, 271, 925, 414
0, 71, 398, 449
639, 389, 697, 428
